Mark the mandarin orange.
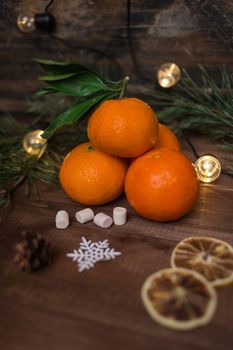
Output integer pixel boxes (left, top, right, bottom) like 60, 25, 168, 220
87, 98, 159, 158
155, 123, 180, 151
59, 142, 128, 205
129, 123, 180, 163
125, 148, 199, 221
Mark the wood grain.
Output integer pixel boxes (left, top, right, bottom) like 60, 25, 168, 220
0, 1, 233, 348
0, 135, 233, 350
0, 0, 233, 112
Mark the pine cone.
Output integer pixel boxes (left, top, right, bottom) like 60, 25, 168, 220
14, 230, 51, 272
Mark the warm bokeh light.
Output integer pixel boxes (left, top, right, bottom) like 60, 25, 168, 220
157, 63, 181, 88
23, 130, 47, 157
17, 13, 35, 32
195, 155, 221, 183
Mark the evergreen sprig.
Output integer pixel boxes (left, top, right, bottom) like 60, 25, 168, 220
0, 114, 88, 221
148, 65, 233, 175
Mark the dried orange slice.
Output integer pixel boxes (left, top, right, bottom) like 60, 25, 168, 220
141, 268, 217, 330
171, 237, 233, 287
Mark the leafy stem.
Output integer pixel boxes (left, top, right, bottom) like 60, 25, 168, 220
119, 76, 130, 99
34, 58, 127, 139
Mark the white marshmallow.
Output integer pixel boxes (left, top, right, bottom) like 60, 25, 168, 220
76, 208, 94, 224
56, 210, 69, 229
94, 213, 113, 228
113, 207, 127, 225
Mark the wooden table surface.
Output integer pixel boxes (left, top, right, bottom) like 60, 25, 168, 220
0, 134, 233, 350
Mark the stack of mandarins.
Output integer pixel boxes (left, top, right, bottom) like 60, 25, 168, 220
60, 97, 199, 222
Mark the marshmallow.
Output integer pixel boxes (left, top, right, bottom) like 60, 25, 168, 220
113, 207, 127, 225
56, 210, 69, 229
76, 208, 94, 224
94, 213, 113, 228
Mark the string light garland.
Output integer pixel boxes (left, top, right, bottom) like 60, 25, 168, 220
127, 0, 150, 81
45, 0, 54, 12
23, 130, 47, 157
17, 0, 55, 33
157, 63, 181, 88
185, 134, 222, 184
17, 13, 35, 33
195, 155, 221, 183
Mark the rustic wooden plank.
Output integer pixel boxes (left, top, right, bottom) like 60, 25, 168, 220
0, 135, 233, 349
1, 0, 233, 112
0, 194, 233, 350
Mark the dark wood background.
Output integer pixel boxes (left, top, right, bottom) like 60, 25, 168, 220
0, 0, 233, 113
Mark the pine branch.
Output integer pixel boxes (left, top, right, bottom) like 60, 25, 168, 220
147, 65, 233, 175
0, 112, 87, 221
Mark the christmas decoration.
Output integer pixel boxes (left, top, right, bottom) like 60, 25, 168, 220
14, 230, 51, 272
17, 13, 35, 32
23, 129, 47, 157
141, 268, 217, 331
195, 155, 221, 183
157, 63, 181, 88
66, 236, 121, 272
17, 0, 55, 33
170, 236, 233, 287
141, 237, 233, 330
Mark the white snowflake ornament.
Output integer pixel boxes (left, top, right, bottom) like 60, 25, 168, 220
67, 237, 121, 272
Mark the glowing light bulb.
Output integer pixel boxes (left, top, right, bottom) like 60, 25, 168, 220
23, 130, 47, 157
195, 155, 221, 183
157, 63, 181, 88
17, 13, 35, 33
